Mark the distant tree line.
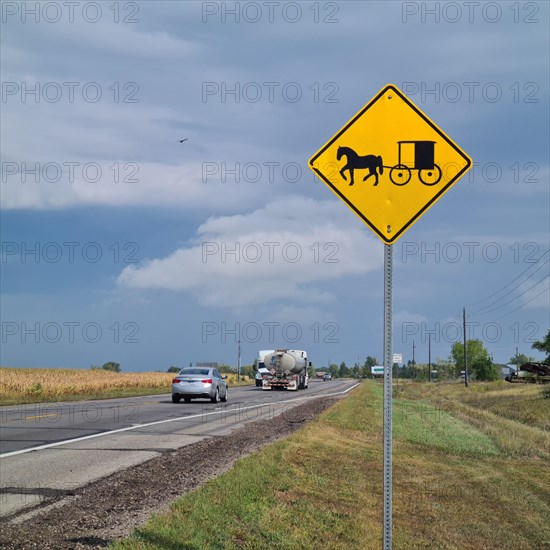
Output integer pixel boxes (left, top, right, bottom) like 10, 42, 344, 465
161, 330, 550, 382
90, 362, 121, 373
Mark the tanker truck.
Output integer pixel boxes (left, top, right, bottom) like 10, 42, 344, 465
255, 349, 310, 391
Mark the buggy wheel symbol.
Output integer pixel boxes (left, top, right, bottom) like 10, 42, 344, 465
418, 164, 442, 186
390, 164, 411, 186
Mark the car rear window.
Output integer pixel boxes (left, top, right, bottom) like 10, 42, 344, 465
179, 369, 210, 376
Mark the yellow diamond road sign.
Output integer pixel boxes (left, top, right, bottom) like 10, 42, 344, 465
309, 84, 472, 244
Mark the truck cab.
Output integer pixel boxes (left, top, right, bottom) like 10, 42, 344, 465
253, 350, 275, 387
254, 365, 271, 387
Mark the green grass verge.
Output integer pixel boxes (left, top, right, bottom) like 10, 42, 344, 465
395, 381, 550, 459
394, 397, 500, 457
111, 382, 550, 550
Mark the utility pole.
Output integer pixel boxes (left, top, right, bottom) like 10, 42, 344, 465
463, 307, 469, 387
395, 357, 399, 388
237, 339, 241, 382
412, 340, 416, 379
428, 334, 432, 383
515, 346, 519, 374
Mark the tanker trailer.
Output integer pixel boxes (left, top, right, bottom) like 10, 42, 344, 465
261, 349, 310, 391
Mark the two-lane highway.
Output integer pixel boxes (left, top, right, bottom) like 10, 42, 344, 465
1, 379, 354, 456
0, 379, 358, 519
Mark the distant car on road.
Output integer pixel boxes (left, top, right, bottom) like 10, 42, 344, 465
323, 373, 332, 381
172, 367, 228, 403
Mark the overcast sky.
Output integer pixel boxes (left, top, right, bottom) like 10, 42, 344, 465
1, 1, 549, 372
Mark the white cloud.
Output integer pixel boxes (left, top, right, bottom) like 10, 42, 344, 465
0, 156, 281, 211
117, 196, 382, 308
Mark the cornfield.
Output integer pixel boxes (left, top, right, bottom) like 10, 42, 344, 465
0, 367, 174, 402
224, 374, 251, 384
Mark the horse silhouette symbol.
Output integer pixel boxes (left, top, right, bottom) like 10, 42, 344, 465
337, 146, 384, 186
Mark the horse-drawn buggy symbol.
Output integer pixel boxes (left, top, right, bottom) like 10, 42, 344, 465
337, 140, 442, 187
389, 140, 442, 186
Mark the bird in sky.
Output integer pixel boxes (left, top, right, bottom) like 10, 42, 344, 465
179, 138, 188, 143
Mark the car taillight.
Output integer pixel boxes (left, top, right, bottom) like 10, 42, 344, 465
201, 379, 213, 384
172, 378, 180, 383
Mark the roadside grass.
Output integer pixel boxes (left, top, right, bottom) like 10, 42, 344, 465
395, 380, 550, 459
0, 367, 252, 406
396, 380, 550, 430
394, 398, 500, 457
111, 381, 550, 550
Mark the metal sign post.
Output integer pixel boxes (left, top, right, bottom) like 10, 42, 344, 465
383, 243, 393, 549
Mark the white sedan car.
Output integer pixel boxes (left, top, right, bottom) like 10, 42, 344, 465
172, 367, 228, 404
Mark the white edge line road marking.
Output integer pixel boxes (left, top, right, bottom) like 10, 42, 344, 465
0, 383, 359, 459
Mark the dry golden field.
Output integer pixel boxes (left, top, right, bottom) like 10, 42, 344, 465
0, 367, 251, 405
0, 367, 173, 404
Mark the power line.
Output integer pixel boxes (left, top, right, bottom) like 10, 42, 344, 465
470, 261, 549, 315
470, 275, 549, 317
468, 251, 549, 308
471, 271, 549, 316
490, 284, 550, 322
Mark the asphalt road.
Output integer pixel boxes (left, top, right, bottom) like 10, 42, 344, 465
0, 379, 357, 519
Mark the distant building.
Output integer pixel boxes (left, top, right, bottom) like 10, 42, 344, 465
371, 366, 384, 377
196, 362, 218, 369
501, 365, 517, 379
